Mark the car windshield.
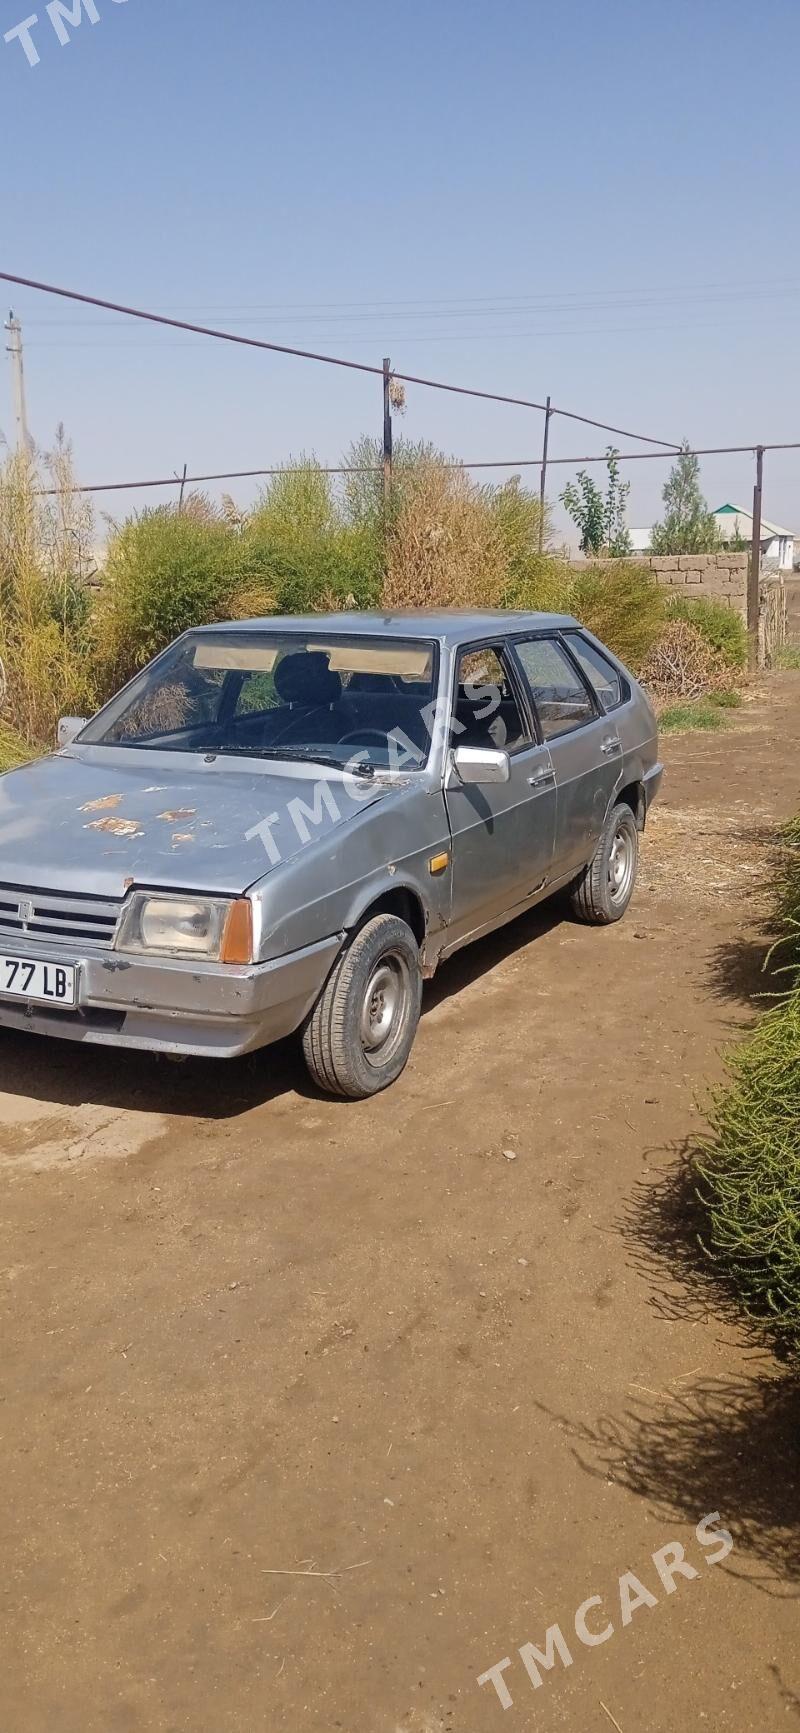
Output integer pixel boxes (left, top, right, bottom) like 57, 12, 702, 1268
79, 631, 440, 771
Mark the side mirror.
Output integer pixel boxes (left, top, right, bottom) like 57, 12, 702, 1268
58, 716, 88, 749
451, 744, 511, 786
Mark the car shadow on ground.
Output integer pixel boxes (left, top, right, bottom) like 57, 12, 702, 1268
421, 899, 566, 1012
0, 1027, 308, 1121
0, 900, 570, 1121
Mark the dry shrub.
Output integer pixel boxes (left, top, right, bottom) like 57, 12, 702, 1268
640, 618, 732, 706
382, 463, 506, 611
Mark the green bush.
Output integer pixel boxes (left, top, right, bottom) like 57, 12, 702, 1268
506, 558, 666, 673
667, 595, 747, 670
242, 463, 382, 615
94, 503, 270, 695
566, 562, 666, 672
693, 822, 800, 1355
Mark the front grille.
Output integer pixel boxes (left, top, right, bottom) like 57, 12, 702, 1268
0, 883, 122, 951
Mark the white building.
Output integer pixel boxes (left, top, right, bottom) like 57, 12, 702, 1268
712, 504, 794, 571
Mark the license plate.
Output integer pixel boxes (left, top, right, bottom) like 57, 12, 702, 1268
0, 955, 77, 1008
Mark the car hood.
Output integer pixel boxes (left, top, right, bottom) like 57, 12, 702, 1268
0, 747, 394, 898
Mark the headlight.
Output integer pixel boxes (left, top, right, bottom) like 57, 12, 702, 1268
115, 892, 253, 963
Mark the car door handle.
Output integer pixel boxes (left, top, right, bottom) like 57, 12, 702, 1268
601, 736, 622, 756
528, 767, 556, 788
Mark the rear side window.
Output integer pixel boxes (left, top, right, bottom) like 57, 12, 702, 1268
514, 637, 595, 740
565, 634, 624, 713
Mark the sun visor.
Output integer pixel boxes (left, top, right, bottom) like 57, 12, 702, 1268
319, 644, 433, 680
193, 644, 280, 672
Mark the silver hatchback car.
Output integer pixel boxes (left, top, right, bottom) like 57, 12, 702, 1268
0, 611, 662, 1097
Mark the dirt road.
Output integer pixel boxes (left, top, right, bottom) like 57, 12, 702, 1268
2, 676, 800, 1733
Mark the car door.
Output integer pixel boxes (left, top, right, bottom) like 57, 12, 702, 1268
443, 641, 557, 944
511, 634, 623, 877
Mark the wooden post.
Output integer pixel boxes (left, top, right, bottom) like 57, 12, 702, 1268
538, 396, 552, 553
748, 445, 764, 670
383, 357, 393, 514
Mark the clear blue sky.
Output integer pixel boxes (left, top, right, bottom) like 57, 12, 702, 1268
3, 0, 800, 540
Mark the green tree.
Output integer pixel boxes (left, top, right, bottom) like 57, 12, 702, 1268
650, 441, 720, 554
561, 469, 605, 556
561, 447, 632, 557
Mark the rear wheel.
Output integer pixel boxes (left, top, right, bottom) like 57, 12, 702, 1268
569, 801, 639, 925
302, 913, 422, 1099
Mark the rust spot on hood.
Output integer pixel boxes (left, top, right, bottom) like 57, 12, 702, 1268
85, 816, 145, 839
157, 808, 197, 823
79, 794, 123, 814
171, 832, 195, 847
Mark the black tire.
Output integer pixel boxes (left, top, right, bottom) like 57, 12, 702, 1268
569, 801, 639, 926
302, 913, 423, 1099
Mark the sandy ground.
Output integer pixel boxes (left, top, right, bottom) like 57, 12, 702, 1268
2, 674, 800, 1733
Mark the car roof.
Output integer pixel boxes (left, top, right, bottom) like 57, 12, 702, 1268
193, 610, 580, 648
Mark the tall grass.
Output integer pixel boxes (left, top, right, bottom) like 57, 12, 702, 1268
0, 437, 97, 749
693, 820, 800, 1356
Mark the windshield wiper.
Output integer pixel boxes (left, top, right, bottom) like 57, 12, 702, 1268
220, 745, 375, 778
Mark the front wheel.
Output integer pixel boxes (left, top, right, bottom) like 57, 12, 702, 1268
302, 914, 423, 1099
569, 801, 639, 926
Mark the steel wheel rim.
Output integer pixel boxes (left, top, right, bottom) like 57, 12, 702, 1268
360, 952, 410, 1065
608, 823, 636, 906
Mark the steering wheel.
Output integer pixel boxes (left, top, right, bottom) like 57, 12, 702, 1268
337, 729, 388, 749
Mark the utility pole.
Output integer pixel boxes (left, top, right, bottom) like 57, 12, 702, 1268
748, 445, 764, 671
4, 310, 31, 453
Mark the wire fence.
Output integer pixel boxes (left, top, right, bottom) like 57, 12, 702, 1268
3, 266, 797, 666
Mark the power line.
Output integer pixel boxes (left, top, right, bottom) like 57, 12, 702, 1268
24, 309, 800, 350
20, 275, 800, 322
0, 269, 681, 450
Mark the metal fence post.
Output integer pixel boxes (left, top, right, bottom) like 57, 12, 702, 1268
748, 445, 764, 669
538, 396, 552, 553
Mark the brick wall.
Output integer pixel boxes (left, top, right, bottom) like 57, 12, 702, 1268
569, 553, 749, 616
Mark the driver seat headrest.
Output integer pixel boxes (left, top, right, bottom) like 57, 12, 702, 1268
273, 651, 342, 707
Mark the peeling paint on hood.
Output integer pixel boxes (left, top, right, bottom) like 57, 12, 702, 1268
0, 746, 395, 898
79, 793, 124, 814
85, 816, 145, 840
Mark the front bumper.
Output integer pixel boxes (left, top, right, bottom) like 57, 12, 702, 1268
0, 933, 344, 1058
